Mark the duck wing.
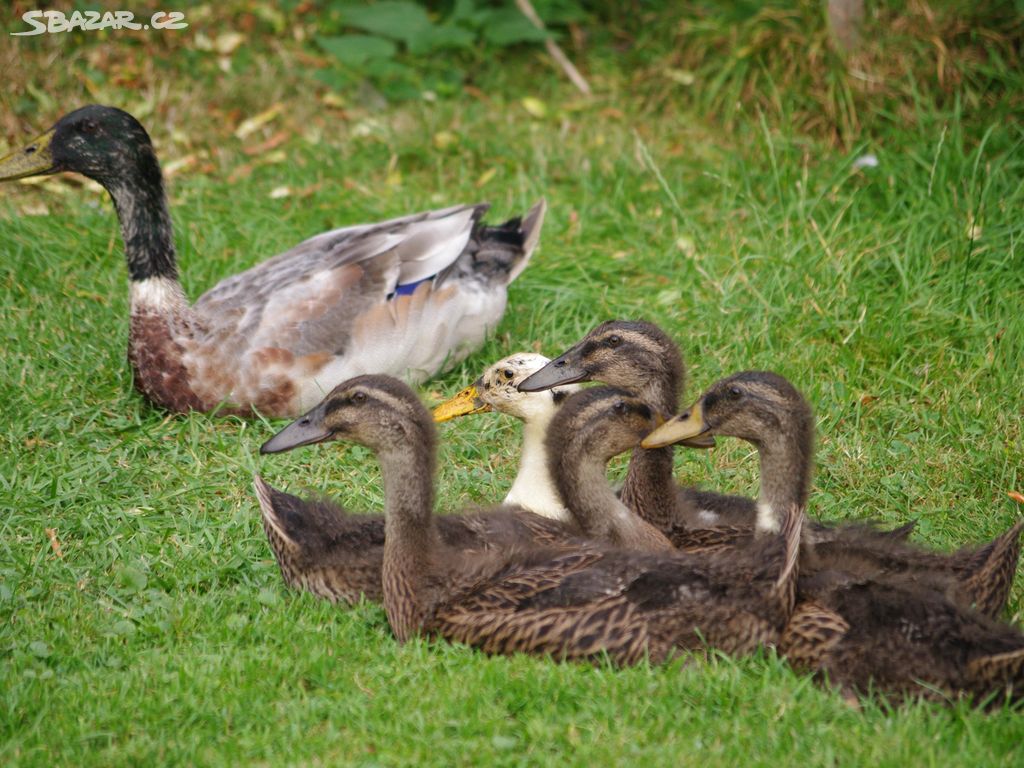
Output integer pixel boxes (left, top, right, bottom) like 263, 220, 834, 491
192, 202, 545, 414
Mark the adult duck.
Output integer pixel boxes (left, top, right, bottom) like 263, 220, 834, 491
0, 105, 545, 416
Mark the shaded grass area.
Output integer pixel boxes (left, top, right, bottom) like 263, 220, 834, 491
2, 2, 1024, 765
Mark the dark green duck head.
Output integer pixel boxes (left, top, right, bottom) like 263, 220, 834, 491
0, 105, 157, 186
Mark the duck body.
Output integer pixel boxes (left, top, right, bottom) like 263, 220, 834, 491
425, 527, 799, 664
643, 370, 1023, 619
644, 370, 1024, 705
782, 575, 1024, 706
0, 105, 544, 417
265, 375, 802, 662
253, 475, 578, 605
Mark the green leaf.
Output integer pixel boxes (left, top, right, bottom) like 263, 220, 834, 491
479, 9, 549, 46
111, 619, 136, 637
407, 24, 476, 55
256, 588, 280, 606
342, 2, 432, 44
317, 35, 397, 67
118, 566, 147, 594
29, 641, 50, 658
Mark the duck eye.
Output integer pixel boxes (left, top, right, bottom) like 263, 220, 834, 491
352, 391, 367, 404
607, 334, 622, 347
612, 400, 627, 414
503, 369, 514, 380
728, 387, 742, 400
79, 119, 99, 135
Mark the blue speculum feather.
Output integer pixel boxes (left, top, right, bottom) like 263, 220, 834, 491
393, 277, 430, 297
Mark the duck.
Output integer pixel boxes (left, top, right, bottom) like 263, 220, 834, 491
432, 353, 580, 522
0, 105, 545, 417
518, 320, 913, 545
518, 320, 753, 532
262, 373, 803, 661
644, 371, 1024, 705
779, 569, 1024, 706
640, 371, 1024, 618
254, 372, 662, 604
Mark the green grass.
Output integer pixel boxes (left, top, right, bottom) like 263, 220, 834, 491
2, 2, 1024, 765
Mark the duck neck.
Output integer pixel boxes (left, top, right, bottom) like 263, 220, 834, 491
619, 446, 678, 531
560, 453, 674, 552
103, 146, 181, 285
504, 411, 569, 521
620, 371, 680, 531
378, 440, 440, 642
754, 435, 811, 535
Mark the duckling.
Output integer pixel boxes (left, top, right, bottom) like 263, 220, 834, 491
519, 320, 912, 544
645, 371, 1024, 705
255, 376, 662, 604
780, 571, 1024, 707
517, 320, 755, 531
0, 105, 544, 416
262, 375, 803, 662
433, 353, 580, 522
641, 371, 1023, 619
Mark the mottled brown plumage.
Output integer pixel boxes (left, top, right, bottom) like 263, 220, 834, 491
0, 105, 545, 417
252, 477, 578, 605
644, 370, 1024, 706
780, 573, 1024, 707
520, 320, 915, 546
643, 371, 1023, 618
262, 374, 803, 663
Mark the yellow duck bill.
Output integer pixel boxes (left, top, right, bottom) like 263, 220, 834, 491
0, 128, 58, 181
432, 383, 491, 423
641, 401, 715, 449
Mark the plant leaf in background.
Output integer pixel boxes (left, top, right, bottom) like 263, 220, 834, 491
479, 8, 549, 46
316, 35, 398, 67
316, 0, 579, 101
342, 1, 434, 45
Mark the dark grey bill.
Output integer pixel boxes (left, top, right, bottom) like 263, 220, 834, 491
517, 356, 591, 392
260, 411, 332, 454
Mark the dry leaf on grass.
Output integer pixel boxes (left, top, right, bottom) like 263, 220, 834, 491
46, 528, 63, 558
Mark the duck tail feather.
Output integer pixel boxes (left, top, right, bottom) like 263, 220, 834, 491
510, 198, 547, 281
967, 646, 1024, 704
963, 519, 1024, 617
253, 474, 298, 547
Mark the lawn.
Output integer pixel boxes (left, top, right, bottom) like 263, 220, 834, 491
1, 1, 1023, 765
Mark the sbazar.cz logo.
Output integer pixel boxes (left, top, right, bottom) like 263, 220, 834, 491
12, 10, 188, 35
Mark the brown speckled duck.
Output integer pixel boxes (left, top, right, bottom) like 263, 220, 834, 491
645, 370, 1024, 706
263, 374, 802, 661
0, 105, 544, 416
779, 570, 1024, 707
519, 320, 913, 546
641, 370, 1023, 618
254, 375, 666, 604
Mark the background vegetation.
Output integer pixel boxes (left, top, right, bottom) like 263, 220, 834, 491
2, 1, 1022, 764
